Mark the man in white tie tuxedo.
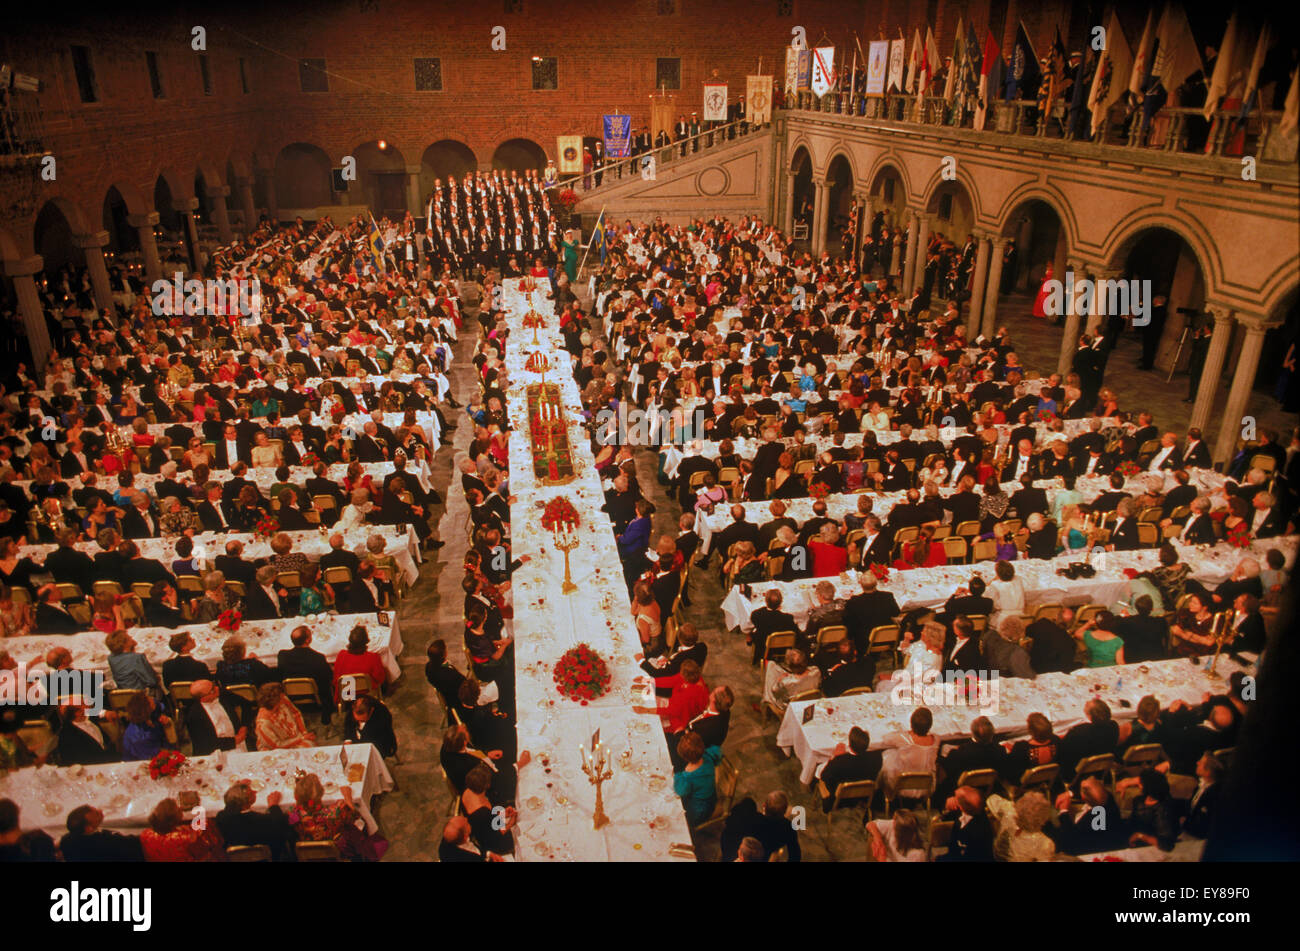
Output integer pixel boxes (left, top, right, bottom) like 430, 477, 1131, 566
1250, 491, 1283, 539
1147, 432, 1182, 472
1175, 497, 1215, 545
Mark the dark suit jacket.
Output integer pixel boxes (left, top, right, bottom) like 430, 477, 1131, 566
162, 654, 211, 687
185, 695, 248, 755
214, 555, 258, 589
58, 829, 144, 862
45, 546, 95, 594
1161, 484, 1198, 517
276, 645, 337, 714
1109, 517, 1140, 551
1177, 512, 1216, 545
121, 506, 162, 539
1059, 720, 1121, 778
820, 749, 883, 806
197, 499, 238, 533
124, 558, 173, 588
55, 718, 118, 765
1026, 618, 1078, 672
36, 602, 84, 635
713, 520, 760, 559
215, 804, 295, 860
857, 531, 892, 566
348, 577, 393, 613
1114, 615, 1168, 663
843, 590, 900, 651
821, 656, 875, 696
938, 741, 1008, 797
1049, 795, 1129, 855
344, 701, 398, 757
937, 809, 994, 861
244, 584, 290, 622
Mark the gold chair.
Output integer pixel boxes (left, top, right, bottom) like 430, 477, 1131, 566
323, 566, 354, 587
295, 840, 342, 862
1033, 603, 1064, 622
817, 777, 875, 831
840, 685, 873, 696
56, 583, 85, 602
276, 571, 302, 590
761, 631, 797, 665
816, 624, 848, 649
68, 603, 92, 626
107, 689, 145, 715
927, 820, 955, 860
1007, 763, 1060, 798
338, 672, 372, 700
92, 580, 123, 597
1120, 744, 1165, 776
225, 683, 258, 705
131, 582, 155, 601
942, 536, 969, 563
956, 768, 999, 797
866, 624, 901, 669
226, 844, 272, 862
885, 771, 935, 820
282, 677, 324, 715
971, 539, 998, 562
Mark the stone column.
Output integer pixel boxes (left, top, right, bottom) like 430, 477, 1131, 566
1058, 261, 1088, 376
810, 176, 828, 257
235, 175, 257, 233
72, 231, 116, 317
890, 230, 904, 280
783, 170, 796, 236
966, 233, 992, 339
205, 185, 234, 244
912, 212, 931, 298
1189, 305, 1235, 434
1086, 265, 1122, 337
854, 192, 872, 271
902, 210, 919, 294
1212, 314, 1274, 465
405, 165, 423, 217
3, 255, 53, 370
126, 212, 163, 284
981, 237, 1008, 339
172, 197, 203, 272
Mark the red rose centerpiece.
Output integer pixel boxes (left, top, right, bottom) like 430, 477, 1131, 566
542, 496, 580, 532
808, 481, 830, 500
148, 749, 186, 780
553, 643, 612, 704
254, 516, 280, 539
1118, 461, 1142, 477
216, 608, 243, 632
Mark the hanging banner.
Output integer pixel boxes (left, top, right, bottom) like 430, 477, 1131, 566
747, 75, 772, 125
866, 40, 888, 96
784, 47, 798, 97
888, 38, 906, 92
602, 114, 631, 159
811, 46, 835, 97
557, 135, 583, 174
796, 49, 812, 90
703, 83, 729, 121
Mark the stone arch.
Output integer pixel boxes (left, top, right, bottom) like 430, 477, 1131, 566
996, 188, 1079, 296
864, 154, 915, 206
273, 142, 333, 212
1100, 211, 1222, 302
492, 137, 547, 172
349, 139, 409, 219
787, 136, 816, 174
102, 186, 139, 255
824, 152, 856, 251
919, 169, 982, 230
32, 198, 85, 274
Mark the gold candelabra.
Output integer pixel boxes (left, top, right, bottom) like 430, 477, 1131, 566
1206, 611, 1235, 679
579, 736, 613, 830
553, 524, 578, 594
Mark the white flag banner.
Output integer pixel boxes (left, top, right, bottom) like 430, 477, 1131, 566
811, 46, 835, 97
887, 38, 906, 92
784, 47, 798, 97
641, 154, 657, 180
866, 41, 888, 95
747, 75, 773, 125
703, 83, 729, 121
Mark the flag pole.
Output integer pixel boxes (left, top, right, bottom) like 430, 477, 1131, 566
577, 205, 606, 275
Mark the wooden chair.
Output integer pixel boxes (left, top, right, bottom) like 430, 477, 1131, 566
927, 819, 955, 860
1073, 753, 1117, 788
276, 571, 302, 590
694, 755, 740, 831
867, 624, 901, 669
92, 580, 123, 597
68, 602, 92, 626
225, 683, 258, 705
956, 768, 999, 797
954, 520, 981, 542
56, 583, 85, 602
941, 536, 969, 563
761, 631, 797, 665
885, 771, 935, 821
225, 844, 272, 862
283, 677, 324, 717
295, 840, 341, 861
817, 778, 875, 831
816, 624, 848, 649
1032, 603, 1063, 622
971, 538, 999, 562
1007, 763, 1059, 798
1120, 744, 1166, 776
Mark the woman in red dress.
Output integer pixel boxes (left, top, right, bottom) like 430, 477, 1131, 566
893, 526, 948, 570
140, 798, 224, 862
1031, 263, 1055, 318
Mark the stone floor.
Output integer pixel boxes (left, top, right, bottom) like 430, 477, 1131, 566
364, 278, 1297, 863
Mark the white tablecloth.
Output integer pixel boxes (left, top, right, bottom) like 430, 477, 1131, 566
775, 655, 1255, 785
0, 743, 392, 836
6, 612, 404, 685
503, 281, 693, 861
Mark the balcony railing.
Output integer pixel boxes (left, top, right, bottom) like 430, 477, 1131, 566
782, 89, 1296, 164
0, 87, 46, 160
543, 117, 762, 200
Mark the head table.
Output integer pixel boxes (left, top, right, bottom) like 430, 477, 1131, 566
0, 742, 392, 837
504, 280, 693, 861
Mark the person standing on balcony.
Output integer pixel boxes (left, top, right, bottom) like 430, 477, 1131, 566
688, 113, 701, 152
675, 114, 689, 156
592, 140, 605, 187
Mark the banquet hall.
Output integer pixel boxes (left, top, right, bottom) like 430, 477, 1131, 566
0, 0, 1297, 873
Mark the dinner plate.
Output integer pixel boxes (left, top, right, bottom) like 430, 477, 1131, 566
525, 796, 544, 811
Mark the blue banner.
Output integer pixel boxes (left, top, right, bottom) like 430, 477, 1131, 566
796, 50, 812, 90
603, 113, 632, 158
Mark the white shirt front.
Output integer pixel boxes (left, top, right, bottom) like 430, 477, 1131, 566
201, 698, 235, 738
1149, 446, 1174, 471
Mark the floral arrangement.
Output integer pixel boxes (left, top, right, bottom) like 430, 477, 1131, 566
553, 643, 611, 704
807, 481, 830, 500
148, 749, 186, 780
1224, 520, 1252, 549
525, 352, 551, 374
1118, 461, 1142, 477
526, 384, 576, 485
868, 562, 890, 582
555, 188, 580, 211
299, 452, 321, 469
522, 310, 546, 329
1037, 409, 1057, 422
254, 516, 280, 539
216, 608, 243, 632
541, 496, 580, 532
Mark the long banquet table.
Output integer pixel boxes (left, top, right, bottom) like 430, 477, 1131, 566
0, 743, 393, 837
6, 612, 404, 686
504, 280, 694, 861
775, 654, 1256, 786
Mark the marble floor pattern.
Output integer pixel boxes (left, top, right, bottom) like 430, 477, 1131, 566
365, 281, 1296, 862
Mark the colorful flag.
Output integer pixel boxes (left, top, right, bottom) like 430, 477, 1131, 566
944, 18, 964, 102
811, 46, 835, 98
784, 46, 798, 98
1005, 20, 1039, 102
888, 35, 906, 93
1128, 7, 1157, 100
905, 29, 921, 94
590, 209, 607, 266
557, 135, 583, 174
866, 40, 889, 96
1090, 10, 1133, 137
1238, 23, 1273, 120
976, 28, 1000, 130
703, 83, 729, 121
747, 75, 773, 124
367, 215, 385, 270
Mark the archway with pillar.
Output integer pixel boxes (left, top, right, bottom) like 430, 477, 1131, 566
787, 145, 813, 242
1107, 226, 1208, 375
999, 198, 1069, 301
1263, 289, 1300, 414
153, 172, 196, 273
422, 140, 477, 183
865, 162, 907, 235
33, 199, 81, 276
824, 152, 854, 256
491, 138, 546, 173
102, 186, 141, 256
273, 143, 333, 213
350, 139, 409, 219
